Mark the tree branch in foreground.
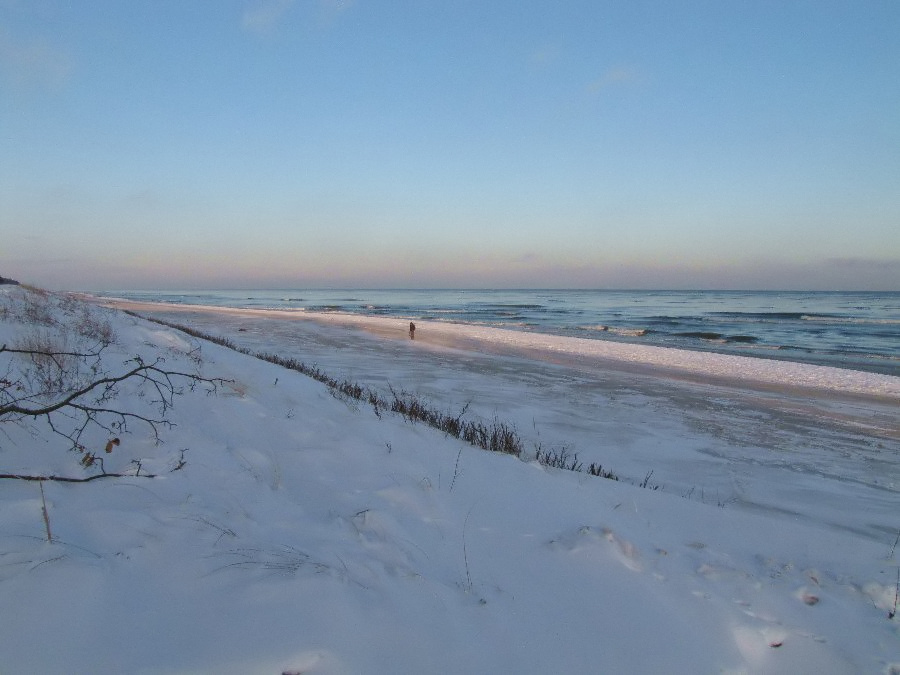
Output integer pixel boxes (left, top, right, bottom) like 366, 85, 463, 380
0, 471, 153, 482
2, 345, 229, 461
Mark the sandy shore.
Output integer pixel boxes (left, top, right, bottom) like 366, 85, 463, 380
97, 297, 900, 442
100, 297, 900, 392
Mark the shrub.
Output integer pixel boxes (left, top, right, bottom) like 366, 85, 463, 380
2, 290, 226, 469
536, 446, 582, 472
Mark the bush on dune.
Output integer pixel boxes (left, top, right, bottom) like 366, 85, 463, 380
1, 289, 226, 481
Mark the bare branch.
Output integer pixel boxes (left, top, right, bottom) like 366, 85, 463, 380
1, 343, 104, 360
2, 349, 228, 455
2, 356, 224, 419
1, 290, 234, 480
0, 471, 156, 482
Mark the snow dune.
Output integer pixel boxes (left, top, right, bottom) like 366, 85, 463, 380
0, 289, 898, 674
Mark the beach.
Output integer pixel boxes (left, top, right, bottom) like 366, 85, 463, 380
104, 298, 900, 541
2, 288, 899, 673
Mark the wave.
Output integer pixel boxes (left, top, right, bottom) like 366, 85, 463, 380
309, 304, 348, 312
726, 335, 759, 344
608, 327, 650, 337
469, 303, 545, 310
676, 331, 724, 340
709, 311, 837, 321
675, 332, 760, 344
800, 315, 900, 325
706, 311, 900, 326
577, 325, 651, 337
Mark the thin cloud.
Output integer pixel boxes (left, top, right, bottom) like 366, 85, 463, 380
512, 253, 542, 265
0, 28, 71, 90
587, 66, 639, 94
530, 43, 560, 67
320, 0, 353, 15
314, 0, 354, 27
241, 0, 296, 35
241, 0, 351, 35
828, 257, 900, 271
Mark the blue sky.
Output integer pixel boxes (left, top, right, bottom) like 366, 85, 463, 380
1, 0, 898, 290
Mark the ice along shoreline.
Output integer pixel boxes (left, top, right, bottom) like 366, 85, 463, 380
97, 297, 900, 405
102, 288, 900, 377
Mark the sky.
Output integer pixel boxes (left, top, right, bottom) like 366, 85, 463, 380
1, 0, 898, 291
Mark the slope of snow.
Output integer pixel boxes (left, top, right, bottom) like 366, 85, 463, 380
1, 288, 898, 674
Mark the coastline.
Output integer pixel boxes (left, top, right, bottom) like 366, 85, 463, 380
96, 288, 900, 379
98, 297, 900, 397
98, 296, 900, 440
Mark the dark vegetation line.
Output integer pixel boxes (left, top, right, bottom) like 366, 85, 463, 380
127, 311, 622, 482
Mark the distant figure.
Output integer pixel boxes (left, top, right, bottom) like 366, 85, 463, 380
409, 322, 416, 339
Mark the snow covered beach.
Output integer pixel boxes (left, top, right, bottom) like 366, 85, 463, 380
102, 297, 900, 398
106, 289, 900, 378
2, 288, 899, 673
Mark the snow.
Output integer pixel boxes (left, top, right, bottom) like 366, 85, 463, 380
2, 287, 899, 674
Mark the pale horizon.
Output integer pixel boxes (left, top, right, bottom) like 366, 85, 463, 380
90, 283, 900, 294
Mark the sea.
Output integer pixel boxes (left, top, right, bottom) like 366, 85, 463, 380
107, 289, 900, 377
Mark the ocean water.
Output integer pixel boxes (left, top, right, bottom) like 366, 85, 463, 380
108, 289, 900, 376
